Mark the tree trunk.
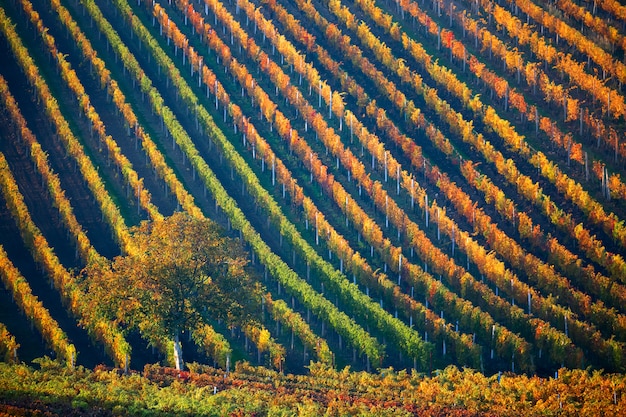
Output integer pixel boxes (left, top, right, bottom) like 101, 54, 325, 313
173, 334, 184, 370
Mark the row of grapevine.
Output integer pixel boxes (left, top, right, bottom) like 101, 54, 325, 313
552, 0, 626, 52
0, 322, 18, 363
240, 324, 286, 370
263, 294, 333, 366
2, 360, 624, 415
596, 0, 626, 25
191, 324, 232, 369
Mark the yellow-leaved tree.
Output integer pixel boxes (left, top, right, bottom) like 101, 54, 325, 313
79, 212, 262, 370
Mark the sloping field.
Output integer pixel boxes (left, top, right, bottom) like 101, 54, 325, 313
1, 0, 626, 379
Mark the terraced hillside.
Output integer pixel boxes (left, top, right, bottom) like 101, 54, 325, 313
1, 0, 626, 377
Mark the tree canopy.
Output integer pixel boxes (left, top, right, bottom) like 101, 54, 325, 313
79, 212, 263, 368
